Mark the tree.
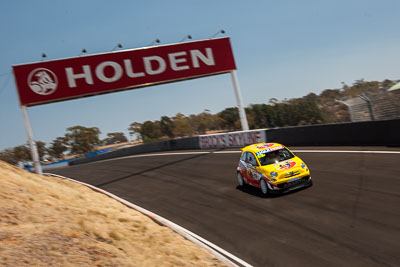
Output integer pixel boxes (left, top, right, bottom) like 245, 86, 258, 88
189, 110, 215, 134
35, 141, 47, 161
190, 109, 224, 134
65, 126, 101, 154
128, 121, 163, 143
217, 107, 240, 131
319, 89, 341, 101
246, 104, 267, 129
141, 120, 162, 142
0, 148, 18, 165
103, 132, 128, 145
48, 137, 68, 159
128, 122, 143, 141
189, 114, 208, 134
160, 116, 175, 138
172, 113, 193, 137
13, 144, 31, 163
295, 99, 324, 125
268, 98, 279, 105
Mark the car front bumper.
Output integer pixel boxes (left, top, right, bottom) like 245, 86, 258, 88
268, 176, 312, 193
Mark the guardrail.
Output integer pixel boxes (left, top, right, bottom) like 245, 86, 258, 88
69, 118, 400, 166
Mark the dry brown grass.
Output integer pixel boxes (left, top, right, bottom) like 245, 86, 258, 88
0, 160, 226, 266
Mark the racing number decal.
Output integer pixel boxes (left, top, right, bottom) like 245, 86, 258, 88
274, 160, 297, 170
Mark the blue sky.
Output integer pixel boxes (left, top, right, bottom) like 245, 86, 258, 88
1, 0, 400, 150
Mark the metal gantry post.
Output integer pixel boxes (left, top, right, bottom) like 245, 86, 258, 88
230, 70, 249, 131
21, 106, 42, 175
359, 93, 375, 121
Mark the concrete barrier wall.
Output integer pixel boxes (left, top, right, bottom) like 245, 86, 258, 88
265, 119, 400, 146
70, 118, 400, 166
70, 137, 199, 165
42, 161, 69, 170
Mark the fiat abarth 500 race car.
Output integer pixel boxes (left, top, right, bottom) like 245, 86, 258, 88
236, 142, 312, 195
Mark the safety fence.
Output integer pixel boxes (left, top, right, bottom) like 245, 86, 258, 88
342, 91, 400, 122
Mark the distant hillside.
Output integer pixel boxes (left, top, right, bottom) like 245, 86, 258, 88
314, 79, 400, 123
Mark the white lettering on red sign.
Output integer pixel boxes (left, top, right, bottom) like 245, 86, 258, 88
169, 51, 189, 71
124, 59, 145, 78
65, 65, 93, 88
144, 56, 166, 75
65, 49, 215, 89
96, 61, 123, 83
191, 48, 215, 68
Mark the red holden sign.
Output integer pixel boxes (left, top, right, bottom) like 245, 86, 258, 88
13, 37, 236, 106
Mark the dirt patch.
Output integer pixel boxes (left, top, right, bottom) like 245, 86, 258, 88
0, 161, 226, 266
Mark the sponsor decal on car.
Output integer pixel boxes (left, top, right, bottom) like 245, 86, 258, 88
274, 160, 297, 170
247, 167, 264, 181
254, 143, 274, 150
255, 145, 284, 158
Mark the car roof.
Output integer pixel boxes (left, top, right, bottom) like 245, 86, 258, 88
241, 142, 285, 153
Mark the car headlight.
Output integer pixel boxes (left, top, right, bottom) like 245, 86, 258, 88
301, 163, 306, 169
270, 171, 278, 178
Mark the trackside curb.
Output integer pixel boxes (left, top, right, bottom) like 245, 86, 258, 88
44, 173, 253, 267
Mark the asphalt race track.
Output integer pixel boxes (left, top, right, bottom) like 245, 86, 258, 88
51, 147, 400, 267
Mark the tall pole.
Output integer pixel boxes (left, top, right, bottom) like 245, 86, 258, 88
21, 106, 42, 175
230, 70, 249, 131
359, 93, 375, 121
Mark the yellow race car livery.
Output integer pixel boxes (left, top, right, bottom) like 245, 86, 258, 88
236, 142, 312, 195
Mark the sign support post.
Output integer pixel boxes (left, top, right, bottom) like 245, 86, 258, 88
230, 70, 249, 131
21, 106, 42, 175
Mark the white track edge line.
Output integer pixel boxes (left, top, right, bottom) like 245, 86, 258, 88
106, 150, 400, 161
69, 149, 400, 167
97, 149, 400, 162
86, 152, 211, 164
44, 173, 253, 267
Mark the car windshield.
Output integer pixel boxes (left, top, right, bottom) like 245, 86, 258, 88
257, 148, 295, 166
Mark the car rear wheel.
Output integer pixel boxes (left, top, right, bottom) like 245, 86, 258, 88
237, 173, 244, 187
260, 179, 268, 196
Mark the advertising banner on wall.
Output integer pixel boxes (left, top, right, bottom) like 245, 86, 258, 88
199, 130, 266, 149
13, 37, 236, 106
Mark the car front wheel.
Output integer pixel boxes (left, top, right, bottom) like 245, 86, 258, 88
260, 179, 268, 196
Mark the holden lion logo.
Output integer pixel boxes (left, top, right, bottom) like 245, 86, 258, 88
27, 68, 58, 95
